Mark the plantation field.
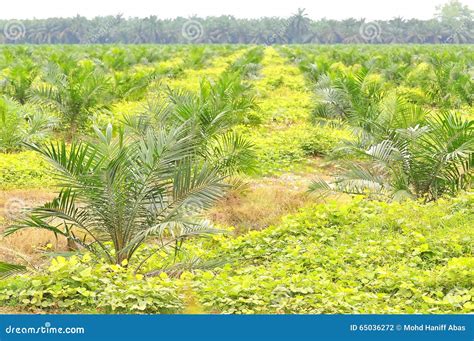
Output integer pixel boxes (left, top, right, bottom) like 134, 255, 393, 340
0, 44, 472, 314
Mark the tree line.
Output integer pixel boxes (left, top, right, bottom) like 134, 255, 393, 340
0, 1, 473, 44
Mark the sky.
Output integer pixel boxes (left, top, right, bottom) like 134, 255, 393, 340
0, 0, 472, 20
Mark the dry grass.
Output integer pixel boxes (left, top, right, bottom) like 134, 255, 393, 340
208, 157, 344, 233
208, 173, 314, 233
0, 189, 68, 264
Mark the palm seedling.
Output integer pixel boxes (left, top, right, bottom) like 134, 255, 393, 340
228, 47, 264, 79
164, 71, 258, 173
420, 56, 474, 109
112, 68, 158, 101
183, 46, 209, 69
127, 70, 258, 180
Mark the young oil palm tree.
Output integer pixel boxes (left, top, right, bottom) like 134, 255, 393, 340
312, 68, 386, 136
5, 122, 229, 266
227, 47, 264, 79
139, 71, 258, 176
310, 112, 473, 201
425, 57, 473, 108
168, 71, 259, 130
111, 68, 158, 101
0, 96, 56, 153
0, 56, 39, 104
29, 61, 113, 139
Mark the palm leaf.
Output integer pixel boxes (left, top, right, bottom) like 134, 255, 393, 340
0, 261, 27, 279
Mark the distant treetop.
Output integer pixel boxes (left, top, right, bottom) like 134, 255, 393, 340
1, 1, 473, 44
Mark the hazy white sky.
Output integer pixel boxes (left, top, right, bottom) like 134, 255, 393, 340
0, 0, 472, 20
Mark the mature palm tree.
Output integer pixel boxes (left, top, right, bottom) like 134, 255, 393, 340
443, 20, 473, 43
286, 8, 311, 43
425, 20, 446, 43
29, 20, 65, 44
315, 19, 343, 43
405, 20, 427, 43
340, 19, 366, 44
384, 17, 407, 43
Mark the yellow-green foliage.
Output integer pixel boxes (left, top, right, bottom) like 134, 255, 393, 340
239, 123, 349, 175
252, 48, 312, 124
154, 57, 184, 76
165, 49, 247, 92
192, 193, 474, 314
406, 62, 434, 86
1, 192, 472, 314
0, 254, 183, 313
0, 151, 55, 189
395, 86, 429, 105
94, 100, 145, 128
239, 48, 350, 175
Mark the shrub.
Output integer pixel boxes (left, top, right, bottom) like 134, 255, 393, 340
0, 254, 184, 313
191, 193, 474, 313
